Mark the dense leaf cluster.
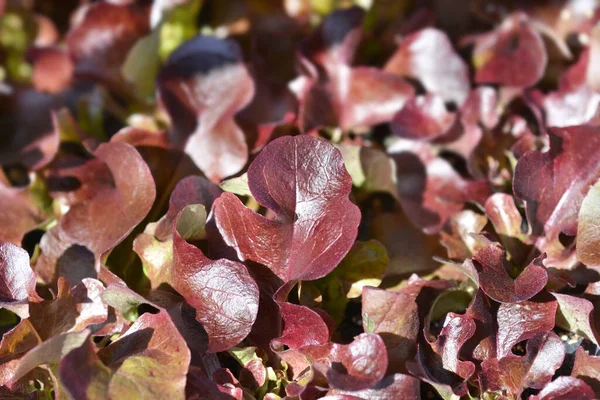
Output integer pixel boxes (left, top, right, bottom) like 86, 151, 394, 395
1, 1, 600, 399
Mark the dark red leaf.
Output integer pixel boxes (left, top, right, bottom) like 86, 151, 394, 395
28, 278, 108, 340
463, 242, 547, 303
472, 12, 547, 88
390, 139, 489, 234
214, 135, 360, 282
0, 89, 59, 172
157, 35, 255, 182
496, 297, 557, 358
153, 175, 222, 241
391, 94, 457, 141
172, 216, 259, 352
480, 332, 565, 396
513, 125, 600, 238
272, 302, 330, 350
294, 7, 414, 131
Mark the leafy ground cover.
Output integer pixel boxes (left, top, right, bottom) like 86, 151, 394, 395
2, 0, 600, 399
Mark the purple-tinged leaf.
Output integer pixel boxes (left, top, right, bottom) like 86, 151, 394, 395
529, 376, 596, 400
472, 12, 547, 88
329, 373, 420, 400
272, 302, 329, 350
543, 83, 600, 128
407, 313, 475, 397
36, 141, 156, 283
0, 243, 38, 318
464, 289, 496, 361
295, 66, 415, 132
391, 94, 457, 141
428, 313, 476, 380
496, 297, 557, 358
294, 7, 414, 132
298, 6, 363, 73
385, 27, 470, 106
157, 35, 255, 182
28, 278, 108, 340
66, 1, 150, 87
514, 125, 600, 239
61, 310, 190, 399
214, 135, 360, 282
572, 347, 600, 394
239, 359, 266, 391
480, 332, 565, 396
361, 286, 419, 374
463, 242, 547, 303
553, 293, 598, 345
172, 215, 259, 352
390, 139, 489, 234
324, 333, 388, 391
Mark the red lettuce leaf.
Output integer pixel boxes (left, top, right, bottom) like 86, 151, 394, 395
390, 139, 489, 234
463, 289, 496, 361
0, 243, 38, 318
553, 293, 599, 345
157, 35, 255, 182
66, 1, 150, 87
0, 321, 41, 387
0, 184, 47, 246
328, 373, 420, 400
463, 242, 547, 303
472, 12, 547, 88
480, 332, 565, 396
513, 125, 600, 239
385, 27, 470, 106
572, 347, 600, 394
361, 286, 419, 374
214, 135, 360, 282
172, 214, 259, 353
28, 278, 107, 340
496, 297, 557, 358
35, 141, 156, 283
323, 333, 388, 391
27, 47, 73, 95
272, 302, 330, 350
391, 94, 457, 141
60, 310, 190, 399
294, 7, 414, 132
530, 376, 596, 400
